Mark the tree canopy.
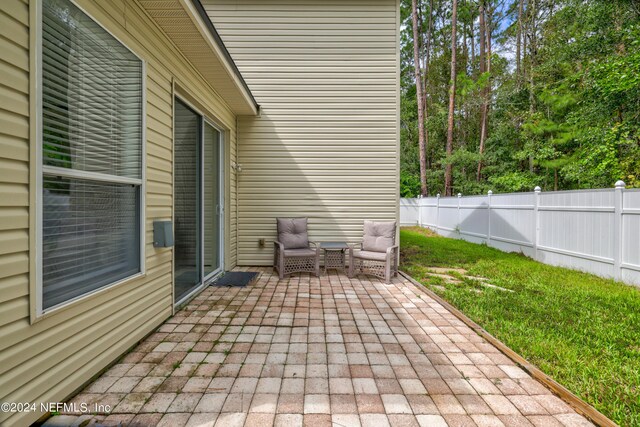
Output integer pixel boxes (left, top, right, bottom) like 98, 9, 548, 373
400, 0, 640, 197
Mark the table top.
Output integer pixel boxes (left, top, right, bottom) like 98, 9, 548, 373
319, 241, 349, 250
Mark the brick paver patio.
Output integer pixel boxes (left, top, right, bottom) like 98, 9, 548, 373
48, 268, 592, 426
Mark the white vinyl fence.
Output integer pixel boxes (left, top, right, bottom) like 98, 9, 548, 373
400, 181, 640, 287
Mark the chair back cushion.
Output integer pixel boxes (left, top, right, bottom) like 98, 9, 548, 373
362, 220, 396, 252
277, 217, 310, 249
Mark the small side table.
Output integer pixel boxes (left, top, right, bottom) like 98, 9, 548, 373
320, 242, 349, 273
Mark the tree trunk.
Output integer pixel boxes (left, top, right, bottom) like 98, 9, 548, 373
516, 0, 524, 82
522, 1, 527, 82
479, 1, 486, 76
462, 0, 468, 148
421, 0, 434, 125
421, 0, 434, 189
470, 12, 475, 65
462, 0, 468, 73
529, 0, 536, 112
484, 6, 492, 147
528, 0, 536, 173
477, 0, 490, 181
445, 0, 458, 197
411, 0, 428, 196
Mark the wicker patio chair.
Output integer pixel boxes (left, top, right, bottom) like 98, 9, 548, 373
348, 220, 398, 284
274, 217, 320, 279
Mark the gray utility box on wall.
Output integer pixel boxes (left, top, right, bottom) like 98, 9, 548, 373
153, 220, 174, 248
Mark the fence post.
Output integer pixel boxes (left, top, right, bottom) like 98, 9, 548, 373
417, 195, 423, 228
614, 180, 625, 281
457, 193, 462, 236
436, 193, 440, 234
487, 190, 492, 246
533, 186, 541, 261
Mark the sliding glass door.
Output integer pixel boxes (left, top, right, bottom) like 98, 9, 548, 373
173, 98, 223, 304
174, 100, 201, 302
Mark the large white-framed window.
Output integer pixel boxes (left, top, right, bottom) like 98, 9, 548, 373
37, 0, 145, 314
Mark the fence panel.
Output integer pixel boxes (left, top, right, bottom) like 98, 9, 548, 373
437, 197, 459, 237
538, 189, 616, 278
458, 195, 489, 244
399, 198, 419, 226
622, 189, 640, 285
419, 197, 438, 228
399, 182, 640, 287
490, 192, 535, 257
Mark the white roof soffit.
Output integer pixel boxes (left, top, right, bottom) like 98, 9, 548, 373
138, 0, 259, 116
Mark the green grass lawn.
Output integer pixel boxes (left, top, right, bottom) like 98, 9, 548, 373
400, 227, 640, 426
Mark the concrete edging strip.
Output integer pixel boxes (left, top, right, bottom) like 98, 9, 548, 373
399, 271, 618, 427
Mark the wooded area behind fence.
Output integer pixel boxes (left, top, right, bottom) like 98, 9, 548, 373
400, 182, 640, 287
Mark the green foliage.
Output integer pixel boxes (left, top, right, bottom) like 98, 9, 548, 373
400, 0, 640, 195
488, 171, 540, 193
400, 171, 421, 197
400, 227, 640, 425
561, 126, 625, 188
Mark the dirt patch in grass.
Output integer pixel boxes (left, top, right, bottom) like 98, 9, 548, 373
399, 245, 420, 265
402, 226, 439, 238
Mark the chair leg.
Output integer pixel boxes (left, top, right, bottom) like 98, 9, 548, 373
393, 252, 398, 277
348, 249, 354, 278
273, 252, 279, 277
392, 249, 398, 277
385, 260, 391, 284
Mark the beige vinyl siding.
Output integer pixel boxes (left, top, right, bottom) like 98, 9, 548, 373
204, 0, 400, 265
0, 0, 239, 425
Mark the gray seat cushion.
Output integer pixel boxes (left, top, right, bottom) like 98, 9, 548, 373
277, 217, 310, 249
362, 220, 396, 253
352, 250, 388, 261
284, 248, 316, 257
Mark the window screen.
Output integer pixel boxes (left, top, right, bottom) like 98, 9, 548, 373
41, 0, 143, 310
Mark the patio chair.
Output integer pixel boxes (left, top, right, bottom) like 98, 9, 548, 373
348, 220, 398, 284
274, 217, 320, 279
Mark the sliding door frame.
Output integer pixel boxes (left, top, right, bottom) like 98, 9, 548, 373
173, 95, 225, 307
202, 118, 225, 284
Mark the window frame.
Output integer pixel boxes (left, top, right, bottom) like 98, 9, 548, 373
35, 0, 147, 317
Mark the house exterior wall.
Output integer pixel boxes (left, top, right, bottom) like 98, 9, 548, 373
203, 0, 401, 265
0, 0, 239, 425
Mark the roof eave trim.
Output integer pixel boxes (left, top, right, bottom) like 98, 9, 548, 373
187, 0, 260, 115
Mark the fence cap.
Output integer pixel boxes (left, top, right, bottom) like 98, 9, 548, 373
457, 193, 462, 198
534, 186, 541, 193
436, 193, 440, 198
488, 190, 493, 195
615, 180, 626, 189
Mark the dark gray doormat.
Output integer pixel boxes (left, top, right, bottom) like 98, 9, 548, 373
211, 271, 260, 287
